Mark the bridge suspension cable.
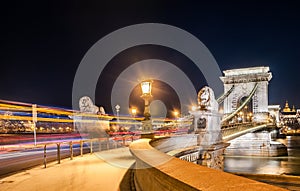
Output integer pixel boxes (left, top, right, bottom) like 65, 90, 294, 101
222, 123, 267, 141
221, 83, 258, 123
216, 85, 235, 104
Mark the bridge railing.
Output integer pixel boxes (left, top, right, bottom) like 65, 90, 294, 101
222, 123, 268, 141
39, 135, 138, 168
221, 123, 253, 137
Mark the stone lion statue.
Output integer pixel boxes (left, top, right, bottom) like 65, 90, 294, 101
79, 96, 99, 113
197, 86, 218, 111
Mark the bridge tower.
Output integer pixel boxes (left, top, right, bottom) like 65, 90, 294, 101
220, 66, 272, 123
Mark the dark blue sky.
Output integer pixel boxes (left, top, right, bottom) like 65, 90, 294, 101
1, 1, 300, 112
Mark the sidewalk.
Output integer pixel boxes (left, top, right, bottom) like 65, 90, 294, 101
0, 147, 135, 191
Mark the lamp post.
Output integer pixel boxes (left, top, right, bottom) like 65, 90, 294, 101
131, 107, 137, 118
115, 104, 120, 124
140, 80, 153, 134
173, 110, 179, 118
131, 107, 137, 131
32, 104, 37, 146
191, 105, 197, 112
173, 110, 179, 128
141, 80, 152, 116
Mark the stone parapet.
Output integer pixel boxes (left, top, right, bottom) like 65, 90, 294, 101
129, 139, 287, 191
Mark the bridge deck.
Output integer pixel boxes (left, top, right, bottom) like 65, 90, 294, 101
222, 124, 268, 141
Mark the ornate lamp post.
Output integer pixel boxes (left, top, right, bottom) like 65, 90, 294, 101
141, 80, 152, 116
140, 80, 153, 135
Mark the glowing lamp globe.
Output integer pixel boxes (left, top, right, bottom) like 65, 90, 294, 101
141, 80, 152, 95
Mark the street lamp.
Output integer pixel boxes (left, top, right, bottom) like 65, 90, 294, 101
191, 105, 197, 112
131, 107, 137, 131
141, 80, 152, 117
173, 110, 179, 128
131, 107, 137, 118
140, 80, 153, 134
32, 104, 37, 146
173, 110, 179, 118
115, 104, 120, 124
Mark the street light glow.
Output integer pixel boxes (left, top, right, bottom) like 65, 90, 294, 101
141, 80, 152, 95
191, 105, 197, 111
173, 110, 179, 118
131, 107, 137, 116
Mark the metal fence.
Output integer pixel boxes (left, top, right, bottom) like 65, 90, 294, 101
41, 135, 138, 168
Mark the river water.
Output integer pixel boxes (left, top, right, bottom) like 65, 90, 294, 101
224, 136, 300, 176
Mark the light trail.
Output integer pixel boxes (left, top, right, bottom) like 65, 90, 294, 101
0, 99, 181, 129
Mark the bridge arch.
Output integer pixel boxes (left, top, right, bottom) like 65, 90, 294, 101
220, 66, 272, 123
235, 96, 253, 123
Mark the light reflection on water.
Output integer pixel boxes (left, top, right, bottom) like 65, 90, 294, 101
224, 136, 300, 176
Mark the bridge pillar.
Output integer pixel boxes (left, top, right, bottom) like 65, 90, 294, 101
189, 86, 229, 170
220, 66, 272, 123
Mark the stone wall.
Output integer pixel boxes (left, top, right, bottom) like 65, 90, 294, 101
129, 139, 287, 191
150, 134, 198, 153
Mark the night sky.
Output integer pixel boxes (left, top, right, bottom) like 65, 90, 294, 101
1, 1, 300, 114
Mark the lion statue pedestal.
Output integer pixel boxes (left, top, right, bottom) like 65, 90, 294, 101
189, 86, 230, 170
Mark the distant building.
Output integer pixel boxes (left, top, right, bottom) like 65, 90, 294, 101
282, 100, 296, 114
280, 100, 298, 127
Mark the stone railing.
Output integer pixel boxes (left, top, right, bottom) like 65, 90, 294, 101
129, 139, 287, 191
